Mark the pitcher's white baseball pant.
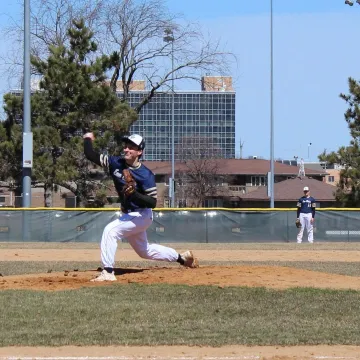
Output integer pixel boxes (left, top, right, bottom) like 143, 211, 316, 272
297, 213, 314, 243
100, 208, 179, 268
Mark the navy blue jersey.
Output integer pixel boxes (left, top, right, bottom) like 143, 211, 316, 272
297, 196, 316, 214
100, 154, 157, 211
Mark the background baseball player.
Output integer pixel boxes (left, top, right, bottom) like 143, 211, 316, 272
83, 132, 198, 282
296, 186, 316, 243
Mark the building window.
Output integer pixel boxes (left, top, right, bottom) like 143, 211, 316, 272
328, 176, 335, 183
251, 176, 267, 186
204, 199, 223, 207
128, 91, 235, 161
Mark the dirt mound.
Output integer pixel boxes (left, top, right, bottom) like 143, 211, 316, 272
1, 265, 360, 291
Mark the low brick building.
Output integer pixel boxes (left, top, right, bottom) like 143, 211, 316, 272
239, 177, 337, 208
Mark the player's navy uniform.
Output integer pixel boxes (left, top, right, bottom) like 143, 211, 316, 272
101, 154, 157, 213
296, 196, 316, 243
83, 137, 186, 280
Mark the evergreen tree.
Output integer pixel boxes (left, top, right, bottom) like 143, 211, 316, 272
319, 77, 360, 206
2, 19, 137, 207
0, 94, 23, 197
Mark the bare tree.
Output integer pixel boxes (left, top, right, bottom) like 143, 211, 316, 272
103, 0, 232, 112
175, 136, 229, 207
1, 0, 234, 110
0, 0, 105, 87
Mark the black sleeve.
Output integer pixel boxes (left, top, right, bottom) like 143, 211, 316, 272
296, 199, 301, 218
311, 198, 316, 218
84, 138, 101, 166
129, 191, 157, 209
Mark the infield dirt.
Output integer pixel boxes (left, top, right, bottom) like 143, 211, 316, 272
1, 243, 360, 359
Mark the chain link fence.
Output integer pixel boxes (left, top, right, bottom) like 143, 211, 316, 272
0, 208, 360, 243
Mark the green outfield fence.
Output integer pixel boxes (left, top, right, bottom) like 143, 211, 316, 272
0, 207, 360, 243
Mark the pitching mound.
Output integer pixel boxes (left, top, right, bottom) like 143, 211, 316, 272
1, 265, 360, 291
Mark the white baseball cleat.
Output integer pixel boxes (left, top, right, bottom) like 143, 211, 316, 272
90, 270, 117, 282
180, 250, 199, 268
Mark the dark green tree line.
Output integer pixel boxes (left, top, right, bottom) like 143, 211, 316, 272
1, 19, 137, 207
319, 77, 360, 206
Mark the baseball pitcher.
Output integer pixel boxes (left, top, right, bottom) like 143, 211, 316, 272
84, 132, 199, 282
296, 186, 316, 243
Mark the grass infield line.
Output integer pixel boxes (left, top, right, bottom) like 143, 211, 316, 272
0, 357, 261, 360
0, 356, 358, 360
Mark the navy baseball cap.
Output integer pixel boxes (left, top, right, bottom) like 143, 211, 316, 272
122, 134, 145, 150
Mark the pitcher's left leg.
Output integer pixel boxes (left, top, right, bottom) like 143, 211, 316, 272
127, 232, 198, 267
127, 231, 179, 262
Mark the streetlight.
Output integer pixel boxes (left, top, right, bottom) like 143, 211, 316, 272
163, 28, 175, 208
23, 0, 33, 208
269, 0, 275, 208
22, 0, 33, 241
308, 142, 312, 161
345, 0, 360, 6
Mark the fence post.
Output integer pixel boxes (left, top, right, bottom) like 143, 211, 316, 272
347, 210, 350, 243
205, 210, 208, 244
22, 209, 30, 241
286, 210, 290, 242
46, 210, 53, 242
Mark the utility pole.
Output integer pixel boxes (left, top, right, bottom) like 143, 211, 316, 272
164, 28, 175, 208
269, 0, 275, 208
23, 0, 33, 208
22, 0, 33, 241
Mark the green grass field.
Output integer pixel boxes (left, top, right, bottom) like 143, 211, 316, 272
1, 242, 360, 347
1, 285, 360, 346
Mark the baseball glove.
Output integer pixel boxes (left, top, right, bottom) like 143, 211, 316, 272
295, 219, 301, 228
122, 169, 136, 197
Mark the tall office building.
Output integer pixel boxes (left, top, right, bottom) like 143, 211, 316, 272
10, 76, 236, 161
117, 76, 235, 161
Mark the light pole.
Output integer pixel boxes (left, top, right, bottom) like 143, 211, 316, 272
269, 0, 275, 208
308, 142, 312, 161
23, 0, 33, 207
22, 0, 33, 241
164, 28, 175, 208
345, 0, 360, 6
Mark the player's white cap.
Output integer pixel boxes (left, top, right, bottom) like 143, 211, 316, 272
303, 186, 309, 191
122, 134, 145, 150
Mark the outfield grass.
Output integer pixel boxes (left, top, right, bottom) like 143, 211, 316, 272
0, 285, 360, 346
2, 260, 360, 277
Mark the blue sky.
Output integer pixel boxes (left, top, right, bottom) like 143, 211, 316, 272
1, 0, 360, 161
